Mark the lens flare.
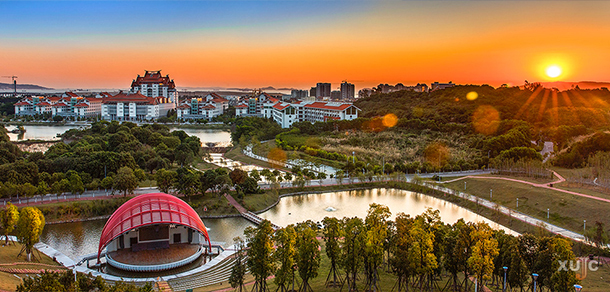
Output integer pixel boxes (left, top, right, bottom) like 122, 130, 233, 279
268, 147, 287, 169
466, 91, 478, 101
472, 105, 500, 135
424, 142, 450, 168
382, 113, 398, 128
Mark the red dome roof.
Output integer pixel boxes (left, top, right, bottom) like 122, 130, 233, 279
97, 193, 210, 260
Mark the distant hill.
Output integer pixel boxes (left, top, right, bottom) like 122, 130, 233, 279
0, 82, 53, 90
539, 81, 610, 91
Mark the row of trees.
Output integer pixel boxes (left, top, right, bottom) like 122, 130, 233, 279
1, 203, 46, 262
232, 204, 580, 292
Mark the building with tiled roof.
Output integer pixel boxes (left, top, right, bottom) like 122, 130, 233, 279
176, 93, 230, 121
259, 98, 360, 128
14, 94, 102, 118
234, 102, 248, 117
130, 70, 178, 104
102, 91, 175, 121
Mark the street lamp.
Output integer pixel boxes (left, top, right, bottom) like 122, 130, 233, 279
352, 151, 355, 164
584, 220, 587, 233
490, 189, 493, 200
574, 284, 582, 292
517, 198, 519, 208
464, 181, 467, 190
547, 208, 549, 219
502, 266, 508, 292
532, 273, 538, 292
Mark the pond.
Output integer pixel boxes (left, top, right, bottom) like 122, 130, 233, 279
41, 188, 515, 261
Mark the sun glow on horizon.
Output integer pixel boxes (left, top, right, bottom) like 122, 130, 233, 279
546, 65, 562, 78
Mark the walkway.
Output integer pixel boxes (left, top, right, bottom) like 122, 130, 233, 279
441, 170, 610, 204
425, 182, 585, 241
224, 193, 281, 230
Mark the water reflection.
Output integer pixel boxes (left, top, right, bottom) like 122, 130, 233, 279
259, 188, 516, 235
41, 217, 255, 260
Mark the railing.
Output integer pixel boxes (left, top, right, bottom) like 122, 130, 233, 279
105, 246, 203, 272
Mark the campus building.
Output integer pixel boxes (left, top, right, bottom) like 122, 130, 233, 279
101, 91, 175, 121
263, 99, 360, 128
14, 93, 103, 118
176, 93, 230, 120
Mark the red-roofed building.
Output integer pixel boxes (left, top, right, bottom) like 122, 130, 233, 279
176, 93, 228, 120
234, 102, 248, 117
266, 100, 360, 128
102, 91, 174, 121
130, 70, 178, 104
73, 98, 103, 117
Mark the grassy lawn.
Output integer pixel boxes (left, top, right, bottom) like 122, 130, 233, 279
253, 140, 346, 171
224, 145, 292, 173
579, 258, 610, 292
0, 243, 63, 291
444, 178, 610, 234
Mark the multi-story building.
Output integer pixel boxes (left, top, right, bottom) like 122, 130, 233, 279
235, 102, 248, 117
310, 87, 316, 98
175, 93, 230, 120
101, 71, 177, 121
431, 81, 455, 91
102, 91, 175, 121
265, 100, 360, 128
73, 98, 103, 117
291, 89, 308, 99
331, 90, 341, 100
14, 92, 103, 118
130, 70, 178, 104
316, 83, 331, 100
340, 81, 355, 100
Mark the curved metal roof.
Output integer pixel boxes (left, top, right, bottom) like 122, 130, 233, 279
97, 193, 210, 261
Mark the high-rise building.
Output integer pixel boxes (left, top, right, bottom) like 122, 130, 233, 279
331, 90, 341, 100
310, 87, 317, 98
340, 81, 355, 100
291, 89, 308, 99
316, 83, 331, 99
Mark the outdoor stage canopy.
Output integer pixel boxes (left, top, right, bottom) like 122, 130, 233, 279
97, 193, 210, 261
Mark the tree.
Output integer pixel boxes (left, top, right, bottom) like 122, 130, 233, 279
363, 203, 391, 291
549, 237, 578, 292
467, 222, 499, 290
229, 237, 247, 292
335, 170, 344, 185
296, 223, 320, 292
155, 168, 177, 194
16, 207, 45, 261
176, 167, 199, 201
0, 202, 19, 245
101, 176, 114, 191
113, 167, 139, 197
409, 215, 438, 291
68, 172, 84, 195
274, 225, 297, 292
322, 217, 343, 287
229, 169, 248, 186
250, 169, 261, 182
341, 217, 366, 291
392, 213, 415, 291
246, 220, 275, 292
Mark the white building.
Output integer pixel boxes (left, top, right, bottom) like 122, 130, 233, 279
264, 100, 360, 128
130, 70, 178, 104
176, 93, 229, 120
102, 92, 175, 121
14, 93, 103, 118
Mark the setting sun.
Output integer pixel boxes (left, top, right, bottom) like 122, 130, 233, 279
546, 65, 562, 78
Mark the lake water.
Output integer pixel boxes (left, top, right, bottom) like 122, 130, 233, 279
41, 188, 515, 261
4, 124, 232, 146
41, 217, 255, 260
5, 124, 86, 141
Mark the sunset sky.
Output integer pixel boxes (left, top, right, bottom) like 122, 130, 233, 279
1, 1, 610, 90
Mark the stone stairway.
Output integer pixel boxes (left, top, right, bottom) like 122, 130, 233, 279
167, 255, 240, 291
156, 281, 172, 291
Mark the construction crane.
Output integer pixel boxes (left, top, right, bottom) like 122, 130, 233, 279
2, 75, 18, 95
